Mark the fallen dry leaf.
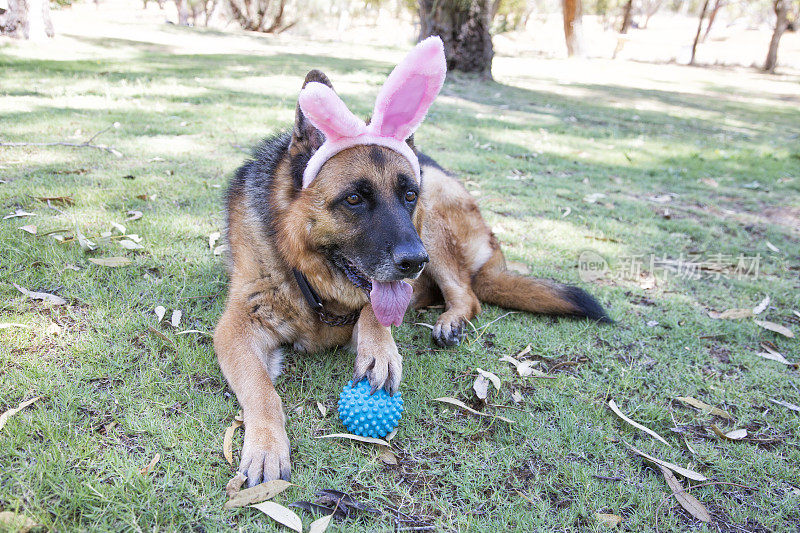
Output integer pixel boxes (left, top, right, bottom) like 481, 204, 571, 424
170, 310, 182, 328
76, 230, 96, 251
473, 374, 489, 401
209, 231, 221, 250
378, 447, 398, 465
176, 329, 211, 337
608, 399, 670, 446
2, 208, 36, 220
154, 305, 166, 322
147, 325, 177, 351
675, 397, 733, 420
752, 296, 770, 315
0, 323, 31, 330
476, 368, 501, 389
316, 401, 327, 418
35, 195, 74, 206
659, 466, 711, 523
754, 320, 794, 338
223, 419, 243, 465
500, 355, 536, 377
0, 396, 41, 431
125, 233, 142, 243
0, 511, 40, 533
139, 453, 160, 475
19, 224, 37, 235
622, 441, 707, 481
768, 398, 800, 412
225, 479, 293, 509
511, 390, 523, 403
110, 221, 126, 234
89, 257, 132, 267
756, 343, 795, 366
708, 308, 753, 320
225, 472, 247, 498
596, 513, 623, 527
516, 344, 532, 358
309, 512, 335, 533
385, 428, 398, 441
13, 283, 67, 305
432, 397, 514, 424
250, 501, 302, 532
126, 210, 143, 221
315, 433, 389, 446
119, 239, 143, 250
214, 244, 229, 256
584, 192, 606, 203
710, 425, 747, 441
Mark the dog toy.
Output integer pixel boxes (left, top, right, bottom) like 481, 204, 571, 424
337, 379, 404, 439
298, 36, 447, 188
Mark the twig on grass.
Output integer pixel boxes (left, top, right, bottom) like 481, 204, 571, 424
0, 123, 123, 157
467, 311, 518, 345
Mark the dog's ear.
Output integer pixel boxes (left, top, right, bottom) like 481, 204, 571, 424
290, 70, 333, 155
405, 134, 415, 152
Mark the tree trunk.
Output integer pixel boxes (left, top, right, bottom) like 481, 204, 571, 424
641, 0, 663, 29
700, 0, 723, 41
561, 0, 586, 57
175, 0, 190, 25
689, 0, 709, 65
764, 0, 789, 73
0, 0, 53, 39
619, 0, 633, 34
417, 0, 494, 78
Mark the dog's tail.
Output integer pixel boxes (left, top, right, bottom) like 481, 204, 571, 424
472, 256, 611, 323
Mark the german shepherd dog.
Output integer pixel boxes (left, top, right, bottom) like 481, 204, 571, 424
214, 69, 610, 486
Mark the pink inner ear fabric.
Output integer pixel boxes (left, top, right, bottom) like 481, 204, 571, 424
377, 75, 428, 138
298, 82, 365, 143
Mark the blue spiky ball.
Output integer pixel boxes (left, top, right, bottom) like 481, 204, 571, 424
337, 379, 403, 438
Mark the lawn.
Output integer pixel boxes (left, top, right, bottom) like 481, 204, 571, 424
1, 12, 800, 533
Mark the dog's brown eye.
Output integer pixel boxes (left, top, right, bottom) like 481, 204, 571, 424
405, 191, 417, 202
346, 194, 362, 205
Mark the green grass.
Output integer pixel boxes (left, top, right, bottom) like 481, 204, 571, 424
2, 22, 800, 533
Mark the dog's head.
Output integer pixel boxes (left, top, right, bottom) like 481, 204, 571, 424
286, 70, 429, 326
290, 70, 428, 283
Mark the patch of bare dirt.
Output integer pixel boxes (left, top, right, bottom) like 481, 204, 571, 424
763, 206, 800, 234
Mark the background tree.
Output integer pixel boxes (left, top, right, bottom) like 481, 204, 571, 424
226, 0, 294, 32
619, 0, 633, 33
700, 0, 723, 41
763, 0, 796, 72
689, 0, 709, 64
638, 0, 663, 28
0, 0, 54, 39
417, 0, 494, 78
562, 0, 586, 56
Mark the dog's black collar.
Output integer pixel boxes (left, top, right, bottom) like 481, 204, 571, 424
292, 268, 361, 327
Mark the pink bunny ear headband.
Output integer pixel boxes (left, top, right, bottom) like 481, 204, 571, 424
298, 36, 447, 188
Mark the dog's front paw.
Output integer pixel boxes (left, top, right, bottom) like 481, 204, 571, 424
354, 342, 402, 395
432, 311, 466, 347
238, 423, 291, 486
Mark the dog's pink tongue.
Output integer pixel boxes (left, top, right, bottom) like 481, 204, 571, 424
370, 280, 413, 327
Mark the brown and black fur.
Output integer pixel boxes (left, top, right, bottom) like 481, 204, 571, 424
214, 70, 610, 487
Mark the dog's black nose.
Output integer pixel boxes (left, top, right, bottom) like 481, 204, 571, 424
393, 245, 429, 276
